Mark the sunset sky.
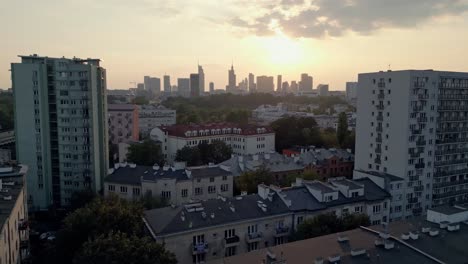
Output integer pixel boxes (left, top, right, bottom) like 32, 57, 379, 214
1, 0, 468, 90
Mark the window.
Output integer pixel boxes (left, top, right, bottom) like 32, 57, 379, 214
133, 188, 140, 196
208, 186, 216, 194
351, 191, 359, 198
161, 191, 171, 199
224, 228, 236, 238
209, 177, 214, 182
221, 184, 229, 192
373, 204, 381, 214
247, 242, 258, 252
108, 185, 115, 191
222, 175, 227, 181
120, 186, 127, 193
181, 189, 188, 197
195, 187, 203, 195
225, 246, 236, 257
297, 216, 304, 225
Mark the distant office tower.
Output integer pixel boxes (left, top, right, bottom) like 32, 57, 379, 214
227, 64, 237, 92
137, 83, 145, 90
282, 81, 290, 93
238, 78, 248, 91
256, 76, 274, 93
11, 55, 109, 210
209, 82, 214, 93
355, 70, 468, 219
277, 75, 282, 92
177, 78, 190, 98
163, 75, 171, 93
317, 84, 329, 96
299, 73, 313, 91
290, 81, 298, 92
146, 77, 161, 95
346, 82, 358, 100
190, 74, 200, 97
198, 65, 205, 94
248, 73, 256, 92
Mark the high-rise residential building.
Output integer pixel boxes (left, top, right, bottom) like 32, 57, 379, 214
177, 78, 190, 98
299, 73, 313, 91
317, 84, 329, 96
290, 81, 298, 93
346, 82, 358, 100
198, 65, 205, 94
12, 55, 109, 210
354, 70, 468, 220
256, 76, 274, 93
248, 73, 256, 92
209, 82, 214, 93
144, 76, 160, 95
227, 64, 237, 92
277, 75, 282, 92
137, 83, 145, 91
163, 75, 171, 93
190, 73, 200, 97
108, 104, 139, 145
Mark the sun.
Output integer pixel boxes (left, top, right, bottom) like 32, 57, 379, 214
262, 33, 303, 66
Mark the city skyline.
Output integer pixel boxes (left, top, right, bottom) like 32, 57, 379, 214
2, 1, 468, 90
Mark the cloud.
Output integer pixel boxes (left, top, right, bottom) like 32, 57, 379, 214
229, 0, 468, 38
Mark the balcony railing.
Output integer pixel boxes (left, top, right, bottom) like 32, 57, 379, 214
224, 235, 240, 246
415, 163, 425, 169
376, 136, 383, 143
437, 116, 467, 122
376, 105, 384, 110
274, 226, 290, 237
378, 82, 386, 88
438, 94, 468, 100
377, 115, 384, 122
435, 148, 468, 156
376, 127, 383, 133
433, 179, 468, 189
434, 168, 468, 177
411, 129, 422, 135
409, 152, 421, 158
438, 105, 468, 111
192, 242, 209, 254
436, 138, 468, 144
414, 186, 424, 192
413, 106, 424, 112
378, 93, 385, 100
417, 117, 427, 123
418, 94, 429, 100
433, 189, 468, 200
416, 140, 426, 146
374, 158, 382, 164
435, 158, 468, 167
437, 127, 468, 133
246, 232, 263, 243
414, 82, 425, 88
375, 147, 382, 154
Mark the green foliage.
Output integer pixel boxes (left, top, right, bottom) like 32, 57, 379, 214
127, 139, 164, 166
139, 191, 168, 210
131, 96, 149, 105
55, 194, 145, 262
290, 213, 370, 241
69, 189, 97, 211
74, 231, 177, 264
301, 171, 320, 181
225, 110, 250, 125
337, 112, 349, 147
0, 93, 14, 130
237, 166, 273, 194
175, 141, 232, 166
271, 116, 325, 151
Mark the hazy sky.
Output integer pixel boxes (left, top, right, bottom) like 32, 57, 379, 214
1, 0, 468, 90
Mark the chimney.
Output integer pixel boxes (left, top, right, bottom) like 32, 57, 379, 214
258, 184, 270, 199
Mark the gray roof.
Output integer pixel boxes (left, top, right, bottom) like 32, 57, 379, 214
429, 205, 468, 215
355, 170, 404, 182
105, 165, 232, 185
296, 148, 354, 166
332, 179, 363, 190
144, 193, 290, 236
306, 182, 336, 193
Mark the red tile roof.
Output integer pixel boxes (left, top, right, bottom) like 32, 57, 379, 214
160, 122, 274, 138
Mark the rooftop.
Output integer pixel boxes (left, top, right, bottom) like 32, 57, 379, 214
355, 169, 404, 182
159, 122, 274, 138
0, 165, 27, 232
108, 104, 136, 111
429, 205, 468, 215
331, 179, 364, 190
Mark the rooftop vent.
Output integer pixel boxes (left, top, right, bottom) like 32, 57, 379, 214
235, 196, 243, 200
3, 196, 12, 201
351, 248, 366, 257
328, 254, 340, 263
314, 257, 324, 264
210, 213, 215, 219
429, 228, 439, 237
129, 163, 137, 168
230, 206, 235, 212
384, 240, 394, 250
337, 234, 349, 242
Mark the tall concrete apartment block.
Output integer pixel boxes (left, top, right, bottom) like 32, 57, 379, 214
11, 54, 109, 210
355, 70, 468, 219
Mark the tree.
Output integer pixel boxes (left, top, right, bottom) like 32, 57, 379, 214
225, 110, 249, 125
55, 194, 145, 262
131, 96, 149, 105
237, 166, 273, 194
206, 140, 232, 164
175, 146, 202, 166
69, 189, 97, 211
337, 112, 349, 147
176, 141, 232, 166
127, 139, 164, 166
140, 191, 168, 210
74, 231, 177, 264
301, 171, 320, 181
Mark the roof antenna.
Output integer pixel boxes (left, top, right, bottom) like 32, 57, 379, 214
388, 64, 391, 71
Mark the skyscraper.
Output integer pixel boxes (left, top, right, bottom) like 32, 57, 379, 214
177, 78, 190, 98
11, 55, 109, 210
290, 81, 298, 93
277, 75, 282, 92
227, 64, 236, 92
248, 73, 256, 92
282, 81, 290, 93
198, 64, 205, 94
144, 76, 160, 95
163, 75, 171, 93
256, 76, 274, 93
317, 84, 329, 96
209, 82, 214, 93
190, 74, 200, 97
355, 70, 468, 219
299, 73, 313, 91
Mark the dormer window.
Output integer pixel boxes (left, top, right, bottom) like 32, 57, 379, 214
351, 191, 359, 198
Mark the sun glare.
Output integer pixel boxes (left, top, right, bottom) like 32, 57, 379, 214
263, 33, 303, 66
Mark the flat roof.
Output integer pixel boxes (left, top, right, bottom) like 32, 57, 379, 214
355, 170, 404, 182
429, 205, 468, 215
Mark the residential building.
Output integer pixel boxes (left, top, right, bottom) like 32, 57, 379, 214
299, 73, 313, 92
104, 163, 233, 205
150, 123, 275, 162
277, 75, 282, 92
346, 82, 358, 100
163, 75, 171, 93
355, 70, 468, 219
138, 105, 176, 137
178, 78, 190, 98
0, 149, 11, 163
256, 76, 274, 93
12, 55, 109, 209
314, 115, 338, 130
227, 64, 237, 93
108, 104, 139, 145
0, 165, 29, 264
198, 65, 205, 94
144, 177, 390, 264
317, 84, 329, 96
144, 76, 161, 95
209, 82, 214, 93
190, 74, 200, 97
248, 73, 255, 92
252, 104, 288, 123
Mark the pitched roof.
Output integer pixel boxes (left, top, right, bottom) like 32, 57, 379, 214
159, 122, 274, 138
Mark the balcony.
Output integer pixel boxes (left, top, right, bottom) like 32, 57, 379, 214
376, 136, 383, 143
435, 148, 468, 155
437, 127, 468, 133
245, 232, 263, 243
375, 147, 382, 154
433, 179, 468, 188
418, 94, 429, 100
433, 189, 468, 200
414, 186, 424, 192
411, 129, 422, 135
416, 117, 427, 123
274, 226, 290, 237
377, 115, 384, 122
409, 152, 420, 158
408, 197, 418, 204
192, 242, 209, 255
439, 94, 468, 100
413, 106, 424, 112
438, 105, 468, 111
437, 116, 467, 123
378, 82, 386, 88
224, 235, 240, 246
18, 220, 28, 230
376, 127, 383, 133
376, 105, 384, 111
435, 158, 468, 167
415, 163, 425, 169
414, 82, 425, 88
416, 140, 426, 146
436, 137, 468, 144
377, 93, 385, 100
374, 158, 382, 164
434, 168, 468, 178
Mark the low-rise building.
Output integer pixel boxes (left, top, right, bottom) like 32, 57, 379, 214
151, 123, 275, 162
0, 165, 29, 264
143, 177, 390, 263
108, 104, 139, 145
138, 105, 176, 137
104, 163, 233, 205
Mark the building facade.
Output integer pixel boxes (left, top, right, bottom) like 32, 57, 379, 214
138, 105, 176, 137
317, 84, 329, 96
299, 74, 313, 92
178, 78, 190, 98
227, 64, 237, 93
346, 82, 358, 101
150, 123, 275, 162
12, 55, 109, 209
104, 163, 234, 205
190, 74, 200, 97
108, 104, 139, 145
355, 70, 468, 219
163, 75, 171, 94
256, 76, 274, 93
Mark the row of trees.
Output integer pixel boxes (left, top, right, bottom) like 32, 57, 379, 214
0, 93, 14, 130
43, 193, 175, 264
175, 140, 232, 166
290, 213, 370, 241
